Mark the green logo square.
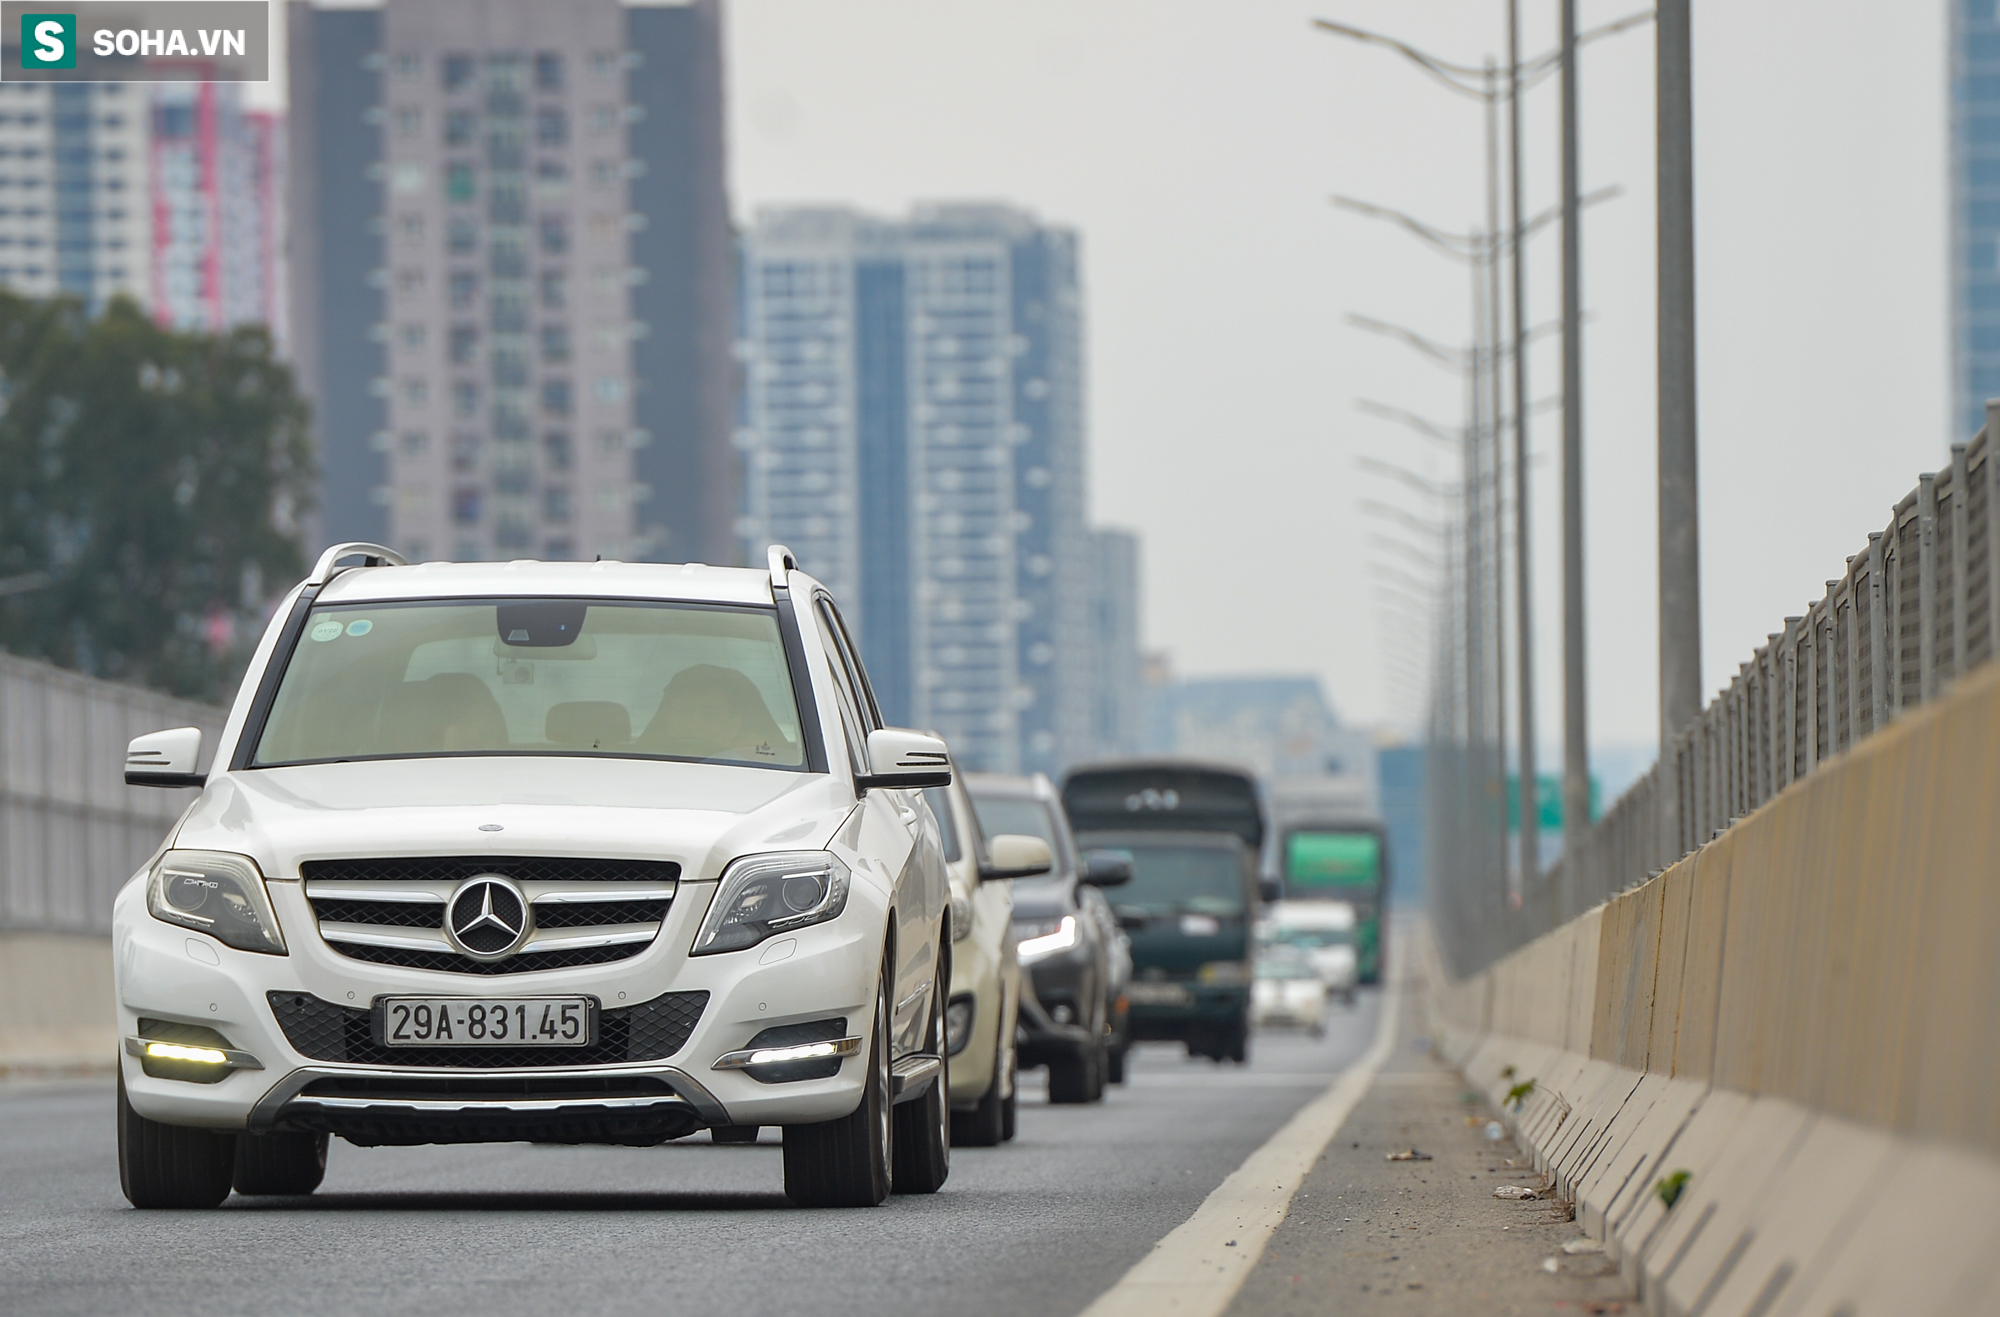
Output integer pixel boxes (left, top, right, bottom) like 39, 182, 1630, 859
21, 14, 77, 69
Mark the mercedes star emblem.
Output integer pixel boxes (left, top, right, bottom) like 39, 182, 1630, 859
445, 875, 533, 961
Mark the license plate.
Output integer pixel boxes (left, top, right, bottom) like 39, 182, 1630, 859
1126, 981, 1194, 1006
376, 996, 595, 1047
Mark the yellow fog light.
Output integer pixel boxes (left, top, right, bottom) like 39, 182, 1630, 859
145, 1041, 228, 1065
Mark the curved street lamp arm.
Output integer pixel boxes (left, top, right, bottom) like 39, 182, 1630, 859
1347, 313, 1469, 370
1356, 399, 1463, 449
1330, 194, 1482, 260
1310, 19, 1491, 99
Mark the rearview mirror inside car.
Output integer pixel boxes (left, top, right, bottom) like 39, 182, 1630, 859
1082, 849, 1134, 888
125, 727, 204, 788
982, 833, 1053, 881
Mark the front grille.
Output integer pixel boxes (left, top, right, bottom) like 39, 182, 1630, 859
300, 855, 679, 975
268, 990, 708, 1068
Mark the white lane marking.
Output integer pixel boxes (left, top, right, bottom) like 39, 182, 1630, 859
1072, 981, 1401, 1317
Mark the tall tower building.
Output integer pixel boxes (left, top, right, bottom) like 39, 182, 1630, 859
1955, 0, 2000, 439
286, 0, 734, 564
739, 203, 1097, 776
1088, 528, 1144, 759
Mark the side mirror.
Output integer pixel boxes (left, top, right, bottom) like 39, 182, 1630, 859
981, 833, 1053, 881
856, 728, 952, 791
1114, 905, 1151, 932
1259, 876, 1284, 904
126, 727, 205, 788
1082, 849, 1134, 888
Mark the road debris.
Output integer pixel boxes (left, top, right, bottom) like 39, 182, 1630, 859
1561, 1237, 1606, 1255
1493, 1185, 1541, 1200
1484, 1121, 1506, 1141
1541, 1256, 1561, 1273
1386, 1148, 1434, 1161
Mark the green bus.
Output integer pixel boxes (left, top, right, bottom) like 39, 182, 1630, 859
1279, 825, 1389, 984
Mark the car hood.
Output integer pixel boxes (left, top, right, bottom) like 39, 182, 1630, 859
1007, 877, 1077, 922
170, 757, 855, 884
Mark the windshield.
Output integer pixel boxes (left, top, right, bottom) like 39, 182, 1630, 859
252, 598, 806, 770
1118, 844, 1245, 918
1267, 925, 1353, 950
970, 797, 1057, 849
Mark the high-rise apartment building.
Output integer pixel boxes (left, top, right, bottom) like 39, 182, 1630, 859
1955, 1, 2000, 439
0, 77, 277, 330
738, 203, 1102, 776
1088, 528, 1144, 759
287, 0, 734, 565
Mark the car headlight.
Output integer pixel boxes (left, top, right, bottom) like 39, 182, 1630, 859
1016, 914, 1078, 964
951, 890, 973, 942
146, 850, 287, 955
690, 851, 851, 956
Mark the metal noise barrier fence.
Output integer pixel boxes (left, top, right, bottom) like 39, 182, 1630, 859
0, 653, 225, 934
1434, 407, 2000, 979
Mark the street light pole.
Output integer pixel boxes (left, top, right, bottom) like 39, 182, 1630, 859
1506, 0, 1539, 893
1657, 0, 1700, 846
1560, 0, 1590, 894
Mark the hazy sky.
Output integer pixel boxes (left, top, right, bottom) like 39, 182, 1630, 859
726, 0, 1951, 760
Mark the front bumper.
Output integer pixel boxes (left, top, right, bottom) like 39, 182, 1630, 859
1125, 982, 1250, 1039
114, 876, 884, 1140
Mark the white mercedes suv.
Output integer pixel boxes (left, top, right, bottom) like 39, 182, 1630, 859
113, 544, 955, 1209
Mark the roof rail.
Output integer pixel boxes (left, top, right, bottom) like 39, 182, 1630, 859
308, 541, 407, 586
767, 544, 797, 585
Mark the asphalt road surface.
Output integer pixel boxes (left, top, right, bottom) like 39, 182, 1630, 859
2, 994, 1381, 1317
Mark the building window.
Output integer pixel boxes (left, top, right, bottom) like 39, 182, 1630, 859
400, 432, 430, 456
452, 380, 481, 418
589, 51, 618, 78
540, 269, 567, 309
535, 106, 567, 147
489, 179, 525, 224
449, 324, 479, 364
492, 346, 528, 387
539, 324, 570, 363
543, 487, 572, 523
445, 160, 476, 204
452, 486, 482, 525
392, 52, 422, 79
594, 378, 626, 404
490, 233, 527, 278
402, 379, 429, 405
399, 324, 426, 350
486, 53, 528, 94
445, 108, 475, 148
452, 433, 481, 473
597, 429, 626, 455
541, 379, 572, 415
398, 213, 424, 241
447, 216, 477, 255
543, 430, 573, 470
589, 159, 621, 188
589, 105, 618, 134
535, 52, 564, 92
393, 106, 421, 137
449, 270, 479, 308
538, 214, 568, 254
396, 269, 425, 295
589, 214, 623, 243
535, 158, 568, 190
443, 54, 475, 92
490, 289, 527, 332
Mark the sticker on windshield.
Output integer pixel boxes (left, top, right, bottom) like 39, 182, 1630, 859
309, 620, 343, 642
346, 619, 373, 637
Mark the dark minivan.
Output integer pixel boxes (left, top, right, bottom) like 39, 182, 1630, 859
1061, 761, 1268, 1063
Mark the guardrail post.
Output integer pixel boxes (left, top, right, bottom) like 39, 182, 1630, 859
1987, 404, 2000, 664
1842, 574, 1859, 753
1867, 531, 1887, 730
1920, 473, 1938, 705
1781, 616, 1800, 788
1951, 444, 1969, 681
1805, 606, 1819, 776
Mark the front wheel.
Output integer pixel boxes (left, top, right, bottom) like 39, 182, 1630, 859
118, 1071, 235, 1209
1224, 1015, 1250, 1065
1048, 1038, 1103, 1104
782, 956, 894, 1207
233, 1131, 328, 1196
892, 935, 951, 1194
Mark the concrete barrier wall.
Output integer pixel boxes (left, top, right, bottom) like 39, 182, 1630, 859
0, 931, 116, 1074
1427, 662, 2000, 1317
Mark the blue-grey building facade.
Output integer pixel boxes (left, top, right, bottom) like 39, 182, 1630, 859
1955, 0, 2000, 439
286, 0, 734, 562
738, 204, 1107, 776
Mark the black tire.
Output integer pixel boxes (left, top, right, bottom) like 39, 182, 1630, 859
782, 956, 894, 1208
1048, 1038, 1103, 1104
117, 1070, 235, 1209
1000, 1049, 1018, 1142
1106, 1039, 1128, 1085
232, 1131, 328, 1196
1225, 1015, 1250, 1065
893, 936, 951, 1194
951, 1021, 1007, 1148
710, 1125, 760, 1145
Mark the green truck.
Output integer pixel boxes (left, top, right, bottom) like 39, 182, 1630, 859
1061, 761, 1269, 1063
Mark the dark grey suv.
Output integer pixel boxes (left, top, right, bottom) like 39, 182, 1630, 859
965, 773, 1132, 1103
